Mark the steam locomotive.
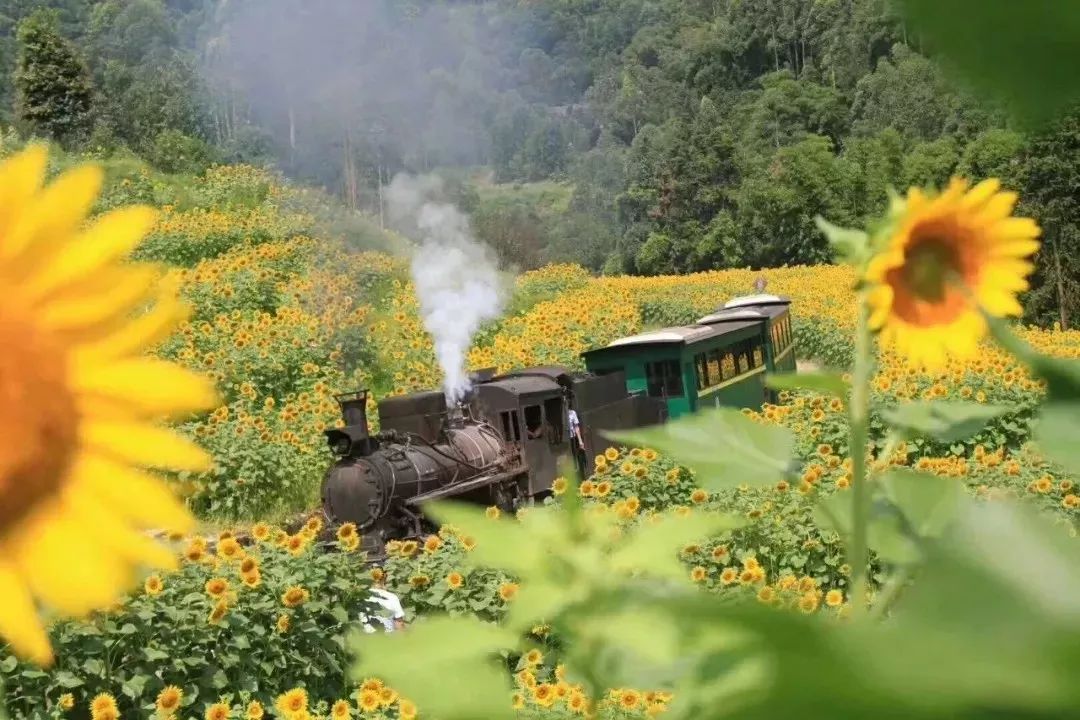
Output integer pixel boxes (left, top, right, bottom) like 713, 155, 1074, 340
319, 367, 667, 556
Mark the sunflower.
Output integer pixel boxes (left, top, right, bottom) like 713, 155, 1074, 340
156, 686, 183, 715
511, 692, 525, 710
239, 557, 258, 575
245, 700, 265, 720
423, 534, 442, 553
216, 537, 243, 561
496, 582, 519, 601
337, 522, 358, 542
206, 702, 230, 720
144, 574, 163, 596
340, 534, 360, 553
485, 506, 501, 520
619, 689, 641, 710
689, 489, 708, 504
205, 577, 229, 599
0, 146, 216, 666
90, 693, 118, 720
689, 566, 707, 583
58, 693, 75, 711
825, 589, 844, 607
208, 600, 229, 625
275, 688, 308, 717
398, 699, 418, 720
275, 614, 290, 633
357, 689, 381, 712
331, 699, 351, 719
250, 522, 271, 542
864, 178, 1041, 368
552, 477, 568, 495
604, 447, 619, 461
282, 585, 310, 608
446, 571, 464, 590
524, 648, 543, 666
532, 683, 556, 707
378, 687, 397, 707
241, 570, 262, 588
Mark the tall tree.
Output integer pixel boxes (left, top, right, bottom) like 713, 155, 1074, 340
13, 9, 94, 143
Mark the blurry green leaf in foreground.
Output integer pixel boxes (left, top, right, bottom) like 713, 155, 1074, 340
608, 510, 743, 580
881, 400, 1012, 443
882, 469, 963, 539
1033, 402, 1080, 478
985, 313, 1080, 401
349, 615, 515, 720
765, 369, 850, 399
608, 407, 794, 489
897, 0, 1080, 128
815, 216, 869, 266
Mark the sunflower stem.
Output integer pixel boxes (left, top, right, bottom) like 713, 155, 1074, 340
849, 293, 873, 617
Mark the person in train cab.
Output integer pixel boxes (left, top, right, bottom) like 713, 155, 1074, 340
525, 406, 544, 439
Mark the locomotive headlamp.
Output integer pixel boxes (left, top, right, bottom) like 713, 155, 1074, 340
333, 437, 351, 455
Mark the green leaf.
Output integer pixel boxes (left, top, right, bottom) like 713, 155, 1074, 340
425, 502, 543, 576
120, 675, 147, 699
881, 400, 1012, 443
608, 408, 795, 489
985, 314, 1080, 400
882, 469, 964, 539
0, 656, 16, 673
815, 217, 869, 265
608, 511, 743, 580
868, 513, 921, 566
330, 605, 350, 625
1034, 403, 1080, 475
53, 671, 83, 689
143, 648, 170, 662
766, 370, 849, 399
897, 0, 1080, 128
813, 492, 853, 537
349, 616, 516, 720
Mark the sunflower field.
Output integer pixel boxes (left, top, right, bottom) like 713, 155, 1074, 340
3, 125, 1080, 720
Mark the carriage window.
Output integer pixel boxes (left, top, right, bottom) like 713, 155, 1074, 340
523, 405, 543, 439
543, 397, 564, 445
645, 360, 683, 398
752, 343, 764, 368
694, 353, 708, 390
721, 351, 737, 380
500, 411, 521, 441
736, 342, 751, 374
785, 317, 793, 348
706, 350, 722, 386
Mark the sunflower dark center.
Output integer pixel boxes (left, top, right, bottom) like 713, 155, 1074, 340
0, 310, 77, 536
902, 237, 959, 302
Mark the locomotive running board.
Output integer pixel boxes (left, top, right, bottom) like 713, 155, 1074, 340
404, 469, 523, 507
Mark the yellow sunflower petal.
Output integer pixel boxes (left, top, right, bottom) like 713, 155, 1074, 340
977, 286, 1025, 317
0, 560, 53, 666
81, 420, 214, 472
3, 164, 103, 262
65, 485, 177, 571
24, 207, 158, 301
973, 190, 1019, 224
39, 266, 159, 334
0, 144, 47, 236
9, 501, 131, 616
989, 217, 1042, 242
960, 178, 1001, 210
74, 295, 190, 362
71, 358, 218, 418
866, 285, 894, 330
75, 454, 194, 533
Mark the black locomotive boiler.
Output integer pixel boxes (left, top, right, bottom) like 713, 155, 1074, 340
320, 366, 666, 555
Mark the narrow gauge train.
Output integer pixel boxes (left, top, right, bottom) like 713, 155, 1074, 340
581, 293, 796, 420
320, 367, 667, 556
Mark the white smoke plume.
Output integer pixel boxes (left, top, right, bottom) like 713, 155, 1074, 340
386, 173, 506, 404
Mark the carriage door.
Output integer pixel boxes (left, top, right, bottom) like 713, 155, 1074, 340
522, 402, 556, 496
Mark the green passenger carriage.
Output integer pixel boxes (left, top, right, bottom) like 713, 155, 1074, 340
580, 293, 796, 420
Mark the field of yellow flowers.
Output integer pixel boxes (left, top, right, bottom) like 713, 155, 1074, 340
2, 154, 1078, 720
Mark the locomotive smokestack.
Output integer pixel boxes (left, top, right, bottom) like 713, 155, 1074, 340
336, 391, 371, 435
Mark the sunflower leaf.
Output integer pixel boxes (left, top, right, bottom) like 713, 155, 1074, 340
607, 408, 795, 489
766, 370, 850, 399
348, 616, 516, 720
896, 0, 1080, 128
882, 469, 964, 539
608, 510, 744, 580
1033, 403, 1080, 476
880, 400, 1012, 443
985, 314, 1080, 401
815, 217, 869, 266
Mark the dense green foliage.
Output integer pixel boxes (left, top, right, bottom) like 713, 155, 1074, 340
13, 9, 93, 142
0, 0, 1076, 327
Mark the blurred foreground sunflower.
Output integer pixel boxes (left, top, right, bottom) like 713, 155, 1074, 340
0, 145, 217, 666
864, 177, 1041, 368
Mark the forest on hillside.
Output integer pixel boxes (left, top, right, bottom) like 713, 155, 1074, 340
0, 0, 1076, 328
